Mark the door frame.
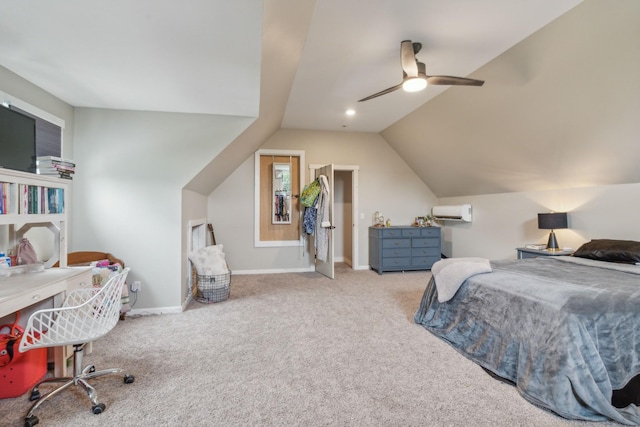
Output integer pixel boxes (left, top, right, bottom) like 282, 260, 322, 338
309, 164, 360, 270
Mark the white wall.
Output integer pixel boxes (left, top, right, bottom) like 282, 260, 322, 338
437, 182, 640, 260
209, 129, 438, 272
72, 108, 254, 312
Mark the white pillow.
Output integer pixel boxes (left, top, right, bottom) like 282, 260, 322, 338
188, 245, 228, 275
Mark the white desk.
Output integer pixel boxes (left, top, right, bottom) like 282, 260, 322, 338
0, 267, 93, 376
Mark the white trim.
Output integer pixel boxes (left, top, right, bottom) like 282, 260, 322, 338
186, 218, 208, 303
128, 306, 184, 316
182, 293, 193, 311
254, 149, 305, 248
232, 266, 315, 275
187, 218, 207, 250
309, 164, 360, 270
0, 90, 66, 128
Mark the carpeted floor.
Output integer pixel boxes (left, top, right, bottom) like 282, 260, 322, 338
0, 264, 620, 426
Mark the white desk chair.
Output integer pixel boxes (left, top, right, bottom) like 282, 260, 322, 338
18, 267, 134, 427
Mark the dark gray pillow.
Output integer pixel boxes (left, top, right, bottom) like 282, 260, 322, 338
573, 239, 640, 264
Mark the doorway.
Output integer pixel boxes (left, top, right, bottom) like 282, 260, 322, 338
310, 164, 359, 277
334, 170, 353, 267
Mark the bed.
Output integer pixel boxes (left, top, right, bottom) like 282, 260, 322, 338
414, 239, 640, 425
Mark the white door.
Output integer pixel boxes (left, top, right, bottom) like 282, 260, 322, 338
315, 164, 334, 279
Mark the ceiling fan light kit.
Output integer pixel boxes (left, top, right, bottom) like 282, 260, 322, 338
402, 77, 427, 92
358, 39, 484, 102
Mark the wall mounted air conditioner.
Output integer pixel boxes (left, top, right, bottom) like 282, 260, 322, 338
432, 204, 472, 222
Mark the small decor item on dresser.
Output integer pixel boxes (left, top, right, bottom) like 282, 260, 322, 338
372, 211, 385, 227
423, 214, 434, 227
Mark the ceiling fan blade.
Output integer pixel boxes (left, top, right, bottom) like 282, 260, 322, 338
400, 40, 418, 78
426, 75, 485, 86
357, 83, 403, 102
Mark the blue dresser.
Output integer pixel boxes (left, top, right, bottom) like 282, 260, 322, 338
369, 226, 441, 274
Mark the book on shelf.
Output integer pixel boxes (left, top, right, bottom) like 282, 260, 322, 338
36, 156, 76, 179
0, 182, 64, 215
525, 243, 547, 250
36, 155, 75, 164
0, 182, 20, 215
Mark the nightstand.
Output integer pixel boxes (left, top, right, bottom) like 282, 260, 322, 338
516, 247, 574, 259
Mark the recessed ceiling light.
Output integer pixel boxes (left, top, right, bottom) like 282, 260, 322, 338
345, 109, 355, 116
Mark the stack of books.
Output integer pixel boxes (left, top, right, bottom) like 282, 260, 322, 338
36, 156, 76, 180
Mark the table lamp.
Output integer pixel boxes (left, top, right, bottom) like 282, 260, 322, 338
538, 212, 568, 251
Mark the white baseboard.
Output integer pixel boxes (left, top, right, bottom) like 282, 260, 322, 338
234, 264, 371, 274
128, 305, 183, 316
233, 266, 315, 275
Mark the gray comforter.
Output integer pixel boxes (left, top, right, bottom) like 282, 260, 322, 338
414, 256, 640, 424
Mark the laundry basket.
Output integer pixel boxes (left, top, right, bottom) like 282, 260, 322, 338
192, 265, 231, 303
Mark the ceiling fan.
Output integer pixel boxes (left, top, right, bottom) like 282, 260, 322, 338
358, 40, 484, 102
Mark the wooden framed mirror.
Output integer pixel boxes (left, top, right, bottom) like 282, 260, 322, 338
254, 149, 305, 247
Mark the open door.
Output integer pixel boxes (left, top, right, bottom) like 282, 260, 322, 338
315, 164, 334, 279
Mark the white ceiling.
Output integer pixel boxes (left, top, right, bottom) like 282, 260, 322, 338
0, 0, 582, 132
0, 0, 262, 117
283, 0, 583, 132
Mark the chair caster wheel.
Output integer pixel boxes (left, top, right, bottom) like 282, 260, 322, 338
92, 403, 106, 414
124, 374, 135, 384
29, 390, 41, 401
24, 415, 39, 427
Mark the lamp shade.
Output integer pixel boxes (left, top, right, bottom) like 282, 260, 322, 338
538, 212, 568, 230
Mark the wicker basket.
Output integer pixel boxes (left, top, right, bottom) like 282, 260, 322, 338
192, 266, 231, 304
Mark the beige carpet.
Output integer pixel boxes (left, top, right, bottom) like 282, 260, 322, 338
0, 264, 618, 426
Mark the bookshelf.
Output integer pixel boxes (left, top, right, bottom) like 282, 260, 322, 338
0, 167, 90, 376
0, 167, 69, 268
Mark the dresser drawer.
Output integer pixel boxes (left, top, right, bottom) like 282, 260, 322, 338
421, 228, 440, 237
382, 238, 410, 249
382, 257, 412, 268
412, 247, 440, 257
401, 228, 422, 237
412, 238, 439, 248
412, 256, 440, 268
382, 248, 411, 258
381, 228, 403, 238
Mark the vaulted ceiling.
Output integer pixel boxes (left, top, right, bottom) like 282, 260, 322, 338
1, 0, 638, 198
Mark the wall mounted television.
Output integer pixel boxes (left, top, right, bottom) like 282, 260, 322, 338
0, 105, 36, 173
